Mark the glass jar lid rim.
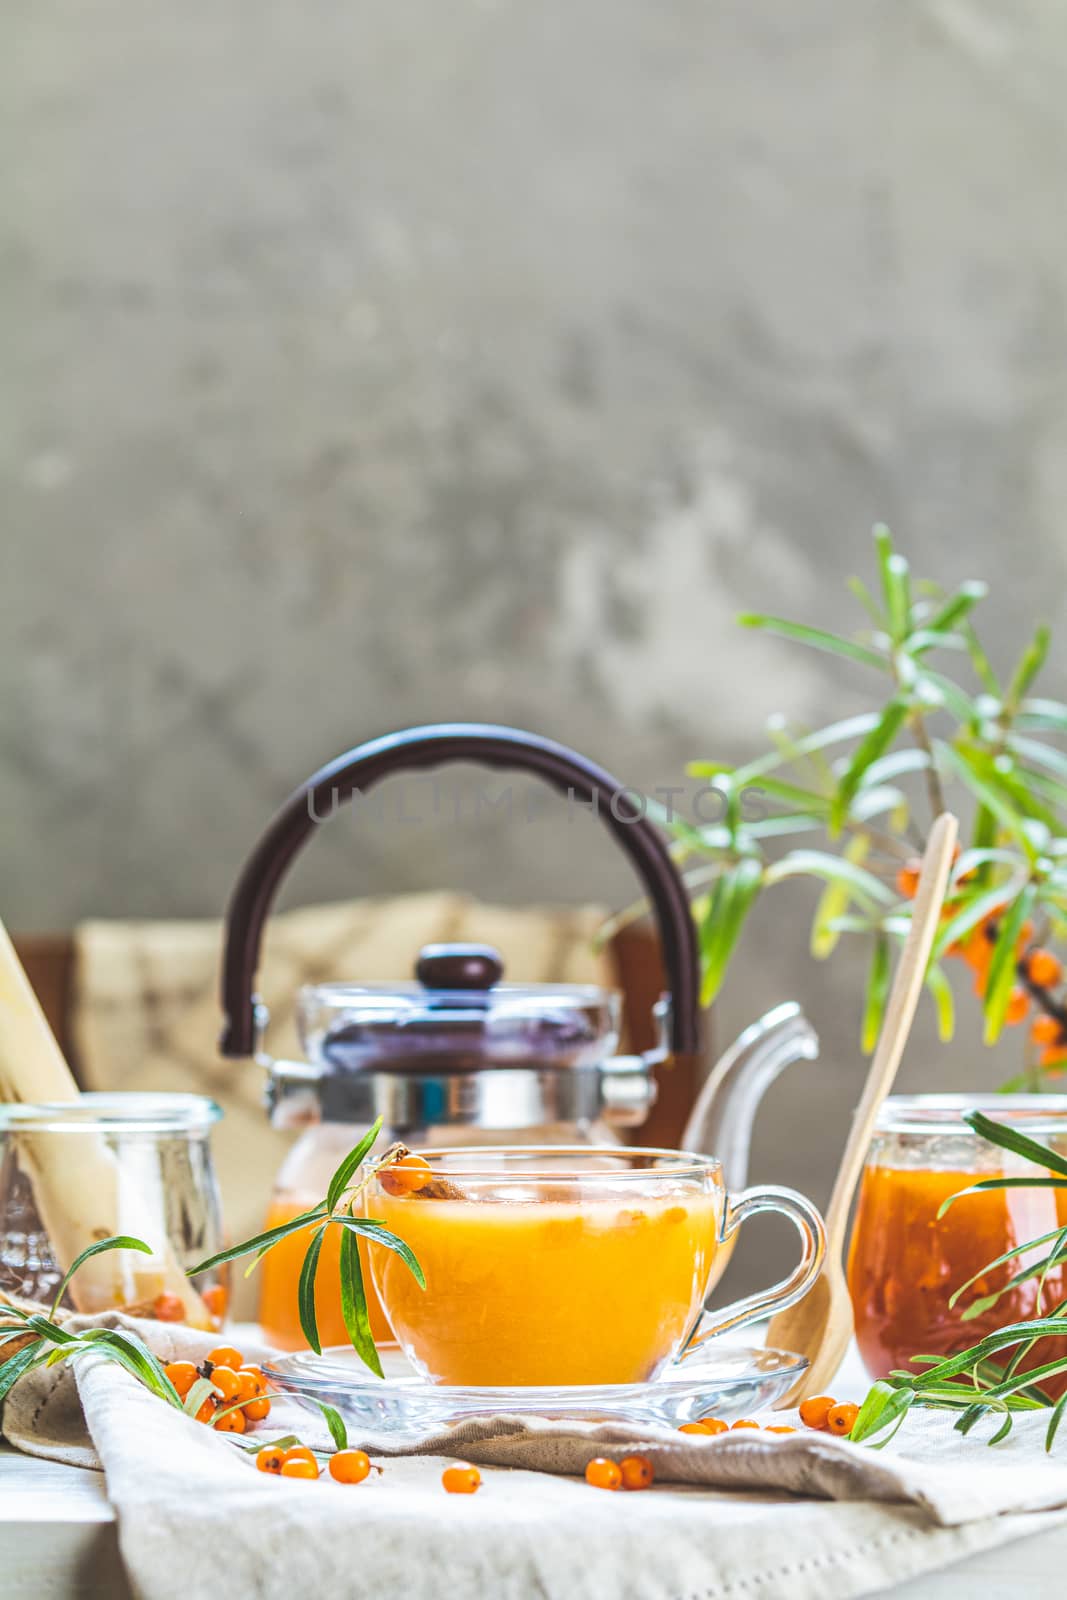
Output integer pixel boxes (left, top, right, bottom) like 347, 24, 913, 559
876, 1093, 1067, 1134
0, 1092, 222, 1134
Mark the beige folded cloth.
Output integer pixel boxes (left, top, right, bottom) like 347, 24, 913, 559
72, 893, 613, 1316
6, 1315, 1067, 1600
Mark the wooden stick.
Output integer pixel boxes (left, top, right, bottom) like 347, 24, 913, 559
0, 920, 211, 1325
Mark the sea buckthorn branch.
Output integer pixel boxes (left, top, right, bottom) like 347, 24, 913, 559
636, 522, 1067, 1083
188, 1117, 425, 1377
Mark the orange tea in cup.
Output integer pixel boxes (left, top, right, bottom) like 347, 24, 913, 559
257, 1196, 393, 1350
368, 1146, 825, 1387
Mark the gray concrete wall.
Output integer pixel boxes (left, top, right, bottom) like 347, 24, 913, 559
5, 1, 1067, 1278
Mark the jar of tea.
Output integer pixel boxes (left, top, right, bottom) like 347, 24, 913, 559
848, 1094, 1067, 1389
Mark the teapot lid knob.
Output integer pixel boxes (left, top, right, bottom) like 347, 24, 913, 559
415, 943, 504, 991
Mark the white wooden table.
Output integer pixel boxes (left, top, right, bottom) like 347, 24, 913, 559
4, 1346, 1067, 1598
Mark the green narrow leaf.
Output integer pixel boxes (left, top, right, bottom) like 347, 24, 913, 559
338, 1219, 426, 1289
939, 1178, 1067, 1212
727, 713, 883, 788
872, 525, 910, 642
811, 836, 870, 959
298, 1225, 327, 1356
187, 1203, 329, 1276
921, 581, 989, 636
0, 1339, 47, 1405
1017, 698, 1067, 734
319, 1401, 349, 1452
861, 933, 891, 1053
698, 856, 764, 1006
913, 671, 980, 727
763, 850, 895, 908
850, 1380, 915, 1444
933, 877, 1027, 963
326, 1117, 384, 1214
847, 574, 885, 626
1047, 1390, 1067, 1452
925, 963, 955, 1042
963, 1110, 1067, 1180
737, 613, 887, 673
182, 1376, 217, 1417
830, 698, 910, 834
338, 1224, 383, 1378
983, 884, 1037, 1043
961, 623, 1001, 696
948, 1227, 1067, 1311
1006, 624, 1051, 710
935, 741, 1037, 860
50, 1235, 153, 1319
80, 1329, 184, 1407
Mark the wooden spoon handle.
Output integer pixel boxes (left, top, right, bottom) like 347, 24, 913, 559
823, 812, 959, 1253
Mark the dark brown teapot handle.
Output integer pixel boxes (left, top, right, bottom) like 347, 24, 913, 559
219, 723, 701, 1057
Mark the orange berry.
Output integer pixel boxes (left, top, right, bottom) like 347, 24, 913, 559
256, 1445, 286, 1474
765, 1426, 798, 1434
281, 1458, 319, 1479
827, 1402, 860, 1437
206, 1345, 244, 1370
209, 1365, 242, 1402
619, 1454, 654, 1491
584, 1457, 622, 1490
242, 1395, 271, 1423
1032, 1015, 1064, 1046
193, 1395, 217, 1424
678, 1418, 728, 1436
441, 1461, 481, 1494
329, 1449, 372, 1484
281, 1446, 317, 1468
240, 1364, 270, 1391
1042, 1045, 1067, 1069
234, 1371, 261, 1404
731, 1419, 760, 1430
380, 1154, 433, 1196
1005, 987, 1031, 1026
163, 1360, 199, 1398
798, 1395, 836, 1431
895, 863, 920, 899
1027, 949, 1063, 988
202, 1284, 228, 1322
214, 1406, 246, 1433
152, 1293, 185, 1323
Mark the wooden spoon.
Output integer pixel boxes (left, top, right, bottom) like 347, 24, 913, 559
768, 811, 960, 1403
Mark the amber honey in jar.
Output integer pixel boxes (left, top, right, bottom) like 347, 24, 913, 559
848, 1095, 1067, 1394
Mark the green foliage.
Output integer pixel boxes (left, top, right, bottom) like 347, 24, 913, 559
676, 525, 1067, 1078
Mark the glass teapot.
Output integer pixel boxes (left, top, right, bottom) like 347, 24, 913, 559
217, 723, 818, 1347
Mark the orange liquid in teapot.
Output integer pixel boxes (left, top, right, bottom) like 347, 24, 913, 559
370, 1187, 722, 1386
257, 1197, 394, 1350
848, 1164, 1067, 1396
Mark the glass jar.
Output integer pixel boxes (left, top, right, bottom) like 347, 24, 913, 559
0, 1093, 226, 1316
848, 1094, 1067, 1390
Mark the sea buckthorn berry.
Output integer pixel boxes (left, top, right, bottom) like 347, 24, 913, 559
1027, 949, 1063, 988
214, 1406, 246, 1433
234, 1371, 261, 1405
1041, 1045, 1067, 1070
163, 1361, 199, 1398
206, 1345, 244, 1370
329, 1449, 372, 1484
585, 1457, 622, 1490
678, 1418, 728, 1436
619, 1455, 654, 1491
256, 1445, 286, 1474
380, 1154, 433, 1196
798, 1395, 836, 1431
281, 1457, 319, 1479
826, 1402, 860, 1437
281, 1446, 317, 1468
243, 1395, 271, 1423
441, 1461, 481, 1494
731, 1419, 760, 1429
152, 1293, 185, 1323
1005, 987, 1031, 1026
193, 1395, 217, 1424
209, 1366, 243, 1402
895, 863, 921, 899
766, 1426, 798, 1434
1032, 1015, 1064, 1046
240, 1364, 270, 1391
202, 1284, 228, 1322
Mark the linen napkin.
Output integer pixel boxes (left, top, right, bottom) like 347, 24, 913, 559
6, 1313, 1067, 1600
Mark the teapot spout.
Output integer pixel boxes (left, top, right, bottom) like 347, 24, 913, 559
680, 1003, 819, 1191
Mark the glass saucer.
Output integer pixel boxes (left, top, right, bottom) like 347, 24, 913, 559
262, 1342, 807, 1438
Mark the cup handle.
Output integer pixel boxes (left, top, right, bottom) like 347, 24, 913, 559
675, 1184, 826, 1361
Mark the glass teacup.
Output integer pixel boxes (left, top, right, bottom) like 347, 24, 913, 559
367, 1146, 825, 1387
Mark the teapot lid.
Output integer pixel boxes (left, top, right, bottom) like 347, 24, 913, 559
298, 944, 620, 1076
